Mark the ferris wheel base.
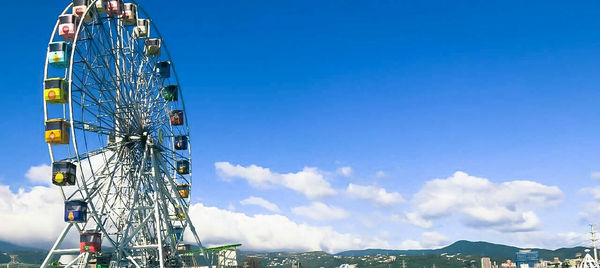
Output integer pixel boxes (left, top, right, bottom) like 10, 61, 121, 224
39, 222, 206, 268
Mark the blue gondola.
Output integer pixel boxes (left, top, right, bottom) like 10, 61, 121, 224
48, 42, 72, 69
156, 61, 170, 78
174, 227, 184, 241
174, 135, 187, 150
65, 200, 87, 223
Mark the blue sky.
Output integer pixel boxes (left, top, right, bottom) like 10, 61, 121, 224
2, 0, 600, 252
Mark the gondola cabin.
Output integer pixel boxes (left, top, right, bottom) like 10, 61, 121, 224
64, 200, 87, 222
106, 0, 124, 16
162, 85, 178, 101
58, 14, 80, 41
122, 3, 138, 25
44, 78, 68, 104
175, 207, 186, 219
156, 61, 170, 78
72, 0, 93, 22
177, 184, 190, 198
52, 161, 76, 186
80, 231, 101, 253
173, 227, 184, 241
176, 160, 190, 175
134, 19, 150, 38
95, 0, 107, 14
95, 254, 111, 268
45, 119, 70, 144
174, 135, 187, 150
47, 42, 71, 68
145, 38, 161, 57
177, 244, 191, 252
170, 110, 183, 126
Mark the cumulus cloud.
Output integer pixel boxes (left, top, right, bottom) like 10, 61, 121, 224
292, 202, 349, 221
406, 171, 563, 232
215, 162, 336, 199
398, 231, 449, 249
186, 202, 385, 253
346, 184, 404, 206
240, 196, 280, 213
591, 172, 600, 180
0, 184, 65, 248
337, 166, 353, 177
25, 164, 52, 185
0, 182, 381, 253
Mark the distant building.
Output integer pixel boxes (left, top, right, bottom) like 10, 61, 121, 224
516, 250, 539, 268
482, 257, 492, 268
501, 259, 517, 268
243, 257, 261, 268
538, 257, 562, 268
292, 260, 303, 268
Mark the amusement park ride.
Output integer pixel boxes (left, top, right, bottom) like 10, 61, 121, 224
41, 0, 240, 267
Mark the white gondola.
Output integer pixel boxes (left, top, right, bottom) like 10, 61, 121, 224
134, 19, 150, 38
95, 0, 107, 14
122, 3, 138, 25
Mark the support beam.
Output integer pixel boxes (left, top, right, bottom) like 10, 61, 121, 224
41, 223, 73, 268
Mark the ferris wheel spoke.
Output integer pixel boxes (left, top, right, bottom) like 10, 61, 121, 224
80, 22, 138, 112
70, 50, 121, 114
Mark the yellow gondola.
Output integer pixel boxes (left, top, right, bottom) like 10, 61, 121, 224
145, 38, 161, 57
176, 184, 190, 198
176, 160, 189, 174
44, 78, 68, 104
45, 119, 70, 144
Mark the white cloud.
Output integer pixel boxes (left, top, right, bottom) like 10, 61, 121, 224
405, 212, 433, 228
187, 202, 386, 253
578, 186, 600, 223
346, 183, 404, 206
292, 202, 349, 221
398, 231, 449, 249
506, 231, 588, 249
215, 162, 336, 199
0, 182, 381, 253
591, 172, 600, 180
25, 164, 52, 185
337, 166, 353, 177
240, 196, 280, 213
375, 171, 387, 178
0, 184, 65, 248
407, 171, 563, 232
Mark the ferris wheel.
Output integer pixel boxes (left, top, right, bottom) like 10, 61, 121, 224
41, 0, 208, 267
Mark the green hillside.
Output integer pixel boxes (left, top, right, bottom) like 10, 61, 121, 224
336, 240, 587, 260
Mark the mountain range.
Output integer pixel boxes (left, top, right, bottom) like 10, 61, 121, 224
336, 240, 588, 261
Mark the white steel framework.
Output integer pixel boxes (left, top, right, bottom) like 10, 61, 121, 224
41, 1, 207, 267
